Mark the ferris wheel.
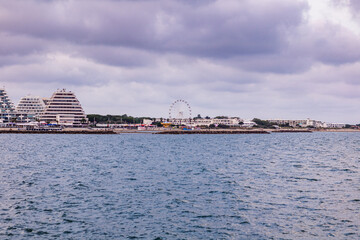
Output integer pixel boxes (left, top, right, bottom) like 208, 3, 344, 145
169, 99, 192, 120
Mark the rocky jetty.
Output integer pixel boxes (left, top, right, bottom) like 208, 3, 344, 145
272, 129, 312, 133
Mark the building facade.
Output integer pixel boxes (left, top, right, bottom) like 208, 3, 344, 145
0, 88, 16, 123
16, 95, 46, 121
39, 89, 88, 126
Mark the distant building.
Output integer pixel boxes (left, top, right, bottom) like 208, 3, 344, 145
242, 120, 256, 128
192, 117, 242, 127
267, 118, 322, 127
212, 118, 240, 126
323, 123, 346, 128
0, 87, 16, 123
39, 89, 88, 126
194, 118, 212, 126
267, 119, 309, 127
143, 119, 153, 125
266, 118, 346, 128
16, 95, 46, 121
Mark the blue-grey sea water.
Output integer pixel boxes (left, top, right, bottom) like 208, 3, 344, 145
0, 132, 359, 239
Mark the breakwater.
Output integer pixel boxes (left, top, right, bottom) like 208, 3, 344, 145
155, 130, 270, 134
272, 129, 313, 133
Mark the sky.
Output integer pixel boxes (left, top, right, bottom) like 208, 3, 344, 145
1, 0, 360, 123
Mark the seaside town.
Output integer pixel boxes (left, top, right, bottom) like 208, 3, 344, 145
0, 87, 355, 134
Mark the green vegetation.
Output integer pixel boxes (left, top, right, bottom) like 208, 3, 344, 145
193, 114, 202, 120
87, 114, 151, 124
279, 123, 291, 127
152, 121, 163, 127
217, 124, 230, 129
252, 118, 275, 128
208, 123, 230, 129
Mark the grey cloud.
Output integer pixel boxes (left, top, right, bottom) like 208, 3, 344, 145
349, 0, 360, 11
1, 0, 360, 75
0, 0, 307, 58
311, 26, 360, 65
0, 33, 46, 56
76, 45, 156, 67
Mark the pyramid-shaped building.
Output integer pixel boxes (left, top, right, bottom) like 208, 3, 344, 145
39, 89, 88, 126
16, 95, 46, 121
0, 87, 16, 122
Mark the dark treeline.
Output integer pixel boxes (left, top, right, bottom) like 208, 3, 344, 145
87, 114, 151, 124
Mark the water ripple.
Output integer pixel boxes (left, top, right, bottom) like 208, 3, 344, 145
0, 133, 359, 239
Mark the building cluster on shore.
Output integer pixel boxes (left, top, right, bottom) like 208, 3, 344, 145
0, 86, 347, 130
148, 117, 345, 129
265, 119, 346, 129
0, 87, 87, 127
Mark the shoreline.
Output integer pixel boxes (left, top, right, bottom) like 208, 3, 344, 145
0, 128, 359, 134
0, 129, 117, 134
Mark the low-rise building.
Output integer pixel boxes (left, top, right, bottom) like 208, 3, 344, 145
212, 118, 241, 126
323, 123, 346, 128
267, 119, 309, 127
143, 119, 153, 125
242, 120, 256, 128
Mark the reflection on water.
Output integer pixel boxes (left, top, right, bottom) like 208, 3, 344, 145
0, 133, 359, 239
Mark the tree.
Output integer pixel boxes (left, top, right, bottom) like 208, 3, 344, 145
217, 124, 230, 129
87, 114, 151, 124
252, 118, 275, 128
154, 122, 163, 127
194, 114, 202, 120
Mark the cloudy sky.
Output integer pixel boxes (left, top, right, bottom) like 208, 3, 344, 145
1, 0, 360, 123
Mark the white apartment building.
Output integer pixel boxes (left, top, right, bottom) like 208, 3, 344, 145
0, 87, 16, 122
242, 120, 256, 127
267, 119, 309, 127
16, 95, 46, 121
40, 89, 88, 126
212, 118, 241, 126
192, 117, 242, 127
194, 118, 213, 126
323, 123, 346, 128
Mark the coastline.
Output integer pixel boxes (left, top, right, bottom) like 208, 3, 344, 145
0, 128, 116, 134
1, 128, 360, 134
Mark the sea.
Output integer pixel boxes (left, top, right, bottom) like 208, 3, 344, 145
0, 132, 359, 239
